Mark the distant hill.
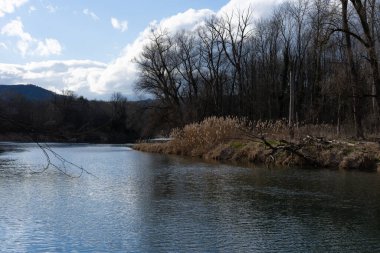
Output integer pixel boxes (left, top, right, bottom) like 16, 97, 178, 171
0, 84, 58, 101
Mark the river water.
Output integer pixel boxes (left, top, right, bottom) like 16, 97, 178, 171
0, 143, 379, 252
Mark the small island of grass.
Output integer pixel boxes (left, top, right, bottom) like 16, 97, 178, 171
134, 117, 380, 172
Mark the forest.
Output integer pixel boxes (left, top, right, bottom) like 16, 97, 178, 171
135, 0, 380, 139
0, 90, 160, 143
2, 0, 380, 142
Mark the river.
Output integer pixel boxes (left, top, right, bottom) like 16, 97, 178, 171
0, 143, 380, 252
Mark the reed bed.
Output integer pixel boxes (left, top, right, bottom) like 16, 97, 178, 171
134, 117, 380, 171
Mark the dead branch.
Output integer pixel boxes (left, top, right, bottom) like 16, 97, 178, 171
0, 114, 98, 178
236, 128, 323, 167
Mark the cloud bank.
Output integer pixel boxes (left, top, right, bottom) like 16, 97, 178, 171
0, 60, 107, 97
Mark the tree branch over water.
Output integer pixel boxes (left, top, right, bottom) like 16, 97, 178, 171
33, 142, 98, 178
0, 114, 98, 178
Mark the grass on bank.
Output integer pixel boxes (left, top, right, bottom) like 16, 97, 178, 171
134, 117, 380, 171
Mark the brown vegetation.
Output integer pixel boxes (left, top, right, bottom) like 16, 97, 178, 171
134, 117, 380, 171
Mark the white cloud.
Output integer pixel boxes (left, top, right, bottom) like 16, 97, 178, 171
83, 8, 99, 21
45, 4, 57, 13
0, 0, 28, 17
1, 17, 32, 41
28, 5, 36, 13
219, 0, 286, 18
17, 39, 30, 56
0, 42, 7, 49
154, 8, 214, 32
1, 17, 62, 57
111, 17, 128, 32
36, 38, 62, 56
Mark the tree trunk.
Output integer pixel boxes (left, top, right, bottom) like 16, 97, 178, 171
342, 0, 364, 139
289, 70, 295, 126
350, 0, 380, 117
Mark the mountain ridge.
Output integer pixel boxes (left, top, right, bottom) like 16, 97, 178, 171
0, 84, 58, 101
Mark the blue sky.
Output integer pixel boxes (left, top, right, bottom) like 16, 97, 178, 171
0, 0, 284, 100
0, 0, 228, 63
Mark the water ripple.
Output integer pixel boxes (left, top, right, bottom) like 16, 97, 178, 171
0, 143, 379, 252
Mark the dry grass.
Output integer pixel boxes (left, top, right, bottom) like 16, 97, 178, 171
167, 116, 246, 156
134, 117, 380, 171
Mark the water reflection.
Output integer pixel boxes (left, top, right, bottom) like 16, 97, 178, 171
0, 143, 380, 252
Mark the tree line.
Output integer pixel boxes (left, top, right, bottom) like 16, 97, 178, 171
0, 91, 162, 142
135, 0, 380, 138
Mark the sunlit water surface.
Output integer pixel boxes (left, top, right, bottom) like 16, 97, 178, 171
0, 143, 380, 252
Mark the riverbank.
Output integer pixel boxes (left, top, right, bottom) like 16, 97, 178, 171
134, 117, 380, 172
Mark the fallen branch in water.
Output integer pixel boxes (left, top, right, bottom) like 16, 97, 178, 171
32, 142, 98, 179
0, 114, 98, 178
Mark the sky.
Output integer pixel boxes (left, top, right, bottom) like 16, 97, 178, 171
0, 0, 285, 100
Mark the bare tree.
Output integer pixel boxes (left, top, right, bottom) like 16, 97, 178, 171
207, 8, 254, 116
132, 1, 380, 137
135, 29, 184, 123
110, 92, 128, 131
341, 0, 365, 138
349, 0, 380, 113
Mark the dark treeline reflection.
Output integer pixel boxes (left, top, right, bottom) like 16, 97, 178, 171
136, 0, 380, 138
